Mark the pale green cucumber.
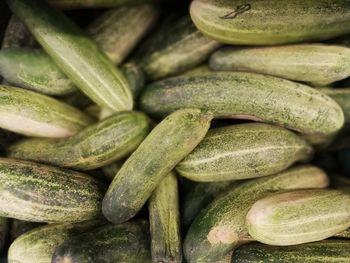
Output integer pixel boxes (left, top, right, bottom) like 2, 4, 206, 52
2, 16, 36, 48
0, 158, 106, 222
176, 123, 313, 182
8, 111, 150, 170
8, 220, 103, 263
47, 0, 154, 9
190, 0, 350, 45
0, 85, 94, 138
10, 220, 43, 242
247, 189, 350, 246
7, 0, 133, 112
140, 72, 344, 138
148, 172, 182, 263
103, 108, 212, 224
183, 165, 329, 263
210, 44, 350, 86
0, 217, 9, 253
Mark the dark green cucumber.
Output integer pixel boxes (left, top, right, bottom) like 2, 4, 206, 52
0, 217, 9, 253
8, 111, 150, 170
51, 220, 151, 263
148, 172, 182, 263
184, 165, 329, 263
121, 62, 146, 99
10, 219, 43, 242
8, 0, 132, 112
2, 15, 36, 48
103, 109, 212, 224
47, 0, 154, 9
190, 0, 350, 45
231, 240, 350, 263
0, 158, 106, 222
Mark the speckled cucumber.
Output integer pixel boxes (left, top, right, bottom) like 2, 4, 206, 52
10, 220, 43, 242
8, 220, 103, 263
8, 111, 150, 170
176, 123, 313, 182
247, 189, 350, 246
190, 0, 350, 45
103, 109, 212, 224
0, 217, 9, 253
47, 0, 154, 9
136, 16, 220, 79
183, 165, 329, 263
7, 0, 133, 112
0, 85, 94, 138
0, 158, 106, 222
148, 172, 182, 263
210, 44, 350, 86
231, 240, 350, 263
51, 220, 151, 263
140, 72, 344, 139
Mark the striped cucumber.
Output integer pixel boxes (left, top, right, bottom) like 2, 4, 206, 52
176, 123, 313, 182
0, 85, 94, 138
10, 220, 43, 242
0, 158, 106, 222
47, 0, 154, 9
210, 44, 350, 86
247, 189, 350, 246
103, 109, 212, 224
148, 172, 182, 263
52, 220, 151, 263
190, 0, 350, 45
8, 111, 150, 170
7, 0, 133, 112
183, 165, 329, 263
140, 72, 344, 139
2, 16, 35, 48
0, 217, 9, 253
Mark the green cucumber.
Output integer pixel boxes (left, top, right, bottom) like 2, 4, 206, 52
51, 220, 151, 263
148, 172, 182, 263
121, 62, 146, 99
183, 165, 329, 263
8, 220, 103, 263
247, 189, 350, 246
231, 240, 350, 263
210, 44, 350, 86
47, 0, 154, 9
176, 123, 313, 182
103, 108, 212, 224
2, 15, 36, 48
0, 85, 94, 138
8, 111, 150, 170
140, 72, 344, 139
0, 158, 106, 222
0, 217, 9, 253
190, 0, 350, 45
10, 220, 43, 242
8, 0, 133, 112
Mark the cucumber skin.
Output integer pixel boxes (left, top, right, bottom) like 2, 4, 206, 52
0, 158, 106, 223
183, 165, 329, 263
102, 109, 212, 224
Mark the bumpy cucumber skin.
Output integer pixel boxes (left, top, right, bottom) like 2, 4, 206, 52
0, 158, 106, 223
47, 0, 154, 9
2, 16, 36, 48
148, 173, 182, 263
183, 165, 329, 263
246, 189, 350, 246
8, 220, 103, 263
102, 109, 212, 224
190, 0, 350, 45
51, 220, 151, 263
0, 217, 9, 253
210, 44, 350, 86
140, 72, 344, 138
176, 123, 313, 182
8, 111, 150, 170
0, 85, 94, 138
7, 0, 133, 112
231, 240, 350, 263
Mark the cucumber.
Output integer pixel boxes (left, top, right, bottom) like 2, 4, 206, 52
2, 15, 36, 48
148, 172, 182, 263
210, 44, 350, 86
176, 123, 313, 182
190, 0, 350, 45
51, 220, 151, 263
0, 85, 94, 138
47, 0, 154, 9
8, 111, 150, 170
121, 62, 146, 99
103, 109, 212, 224
8, 220, 103, 263
7, 0, 133, 112
140, 71, 344, 139
183, 165, 329, 263
10, 220, 43, 242
0, 217, 9, 253
231, 240, 350, 263
247, 189, 350, 246
0, 158, 106, 222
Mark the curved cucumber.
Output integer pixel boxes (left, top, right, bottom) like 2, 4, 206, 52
47, 0, 154, 9
8, 111, 150, 170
